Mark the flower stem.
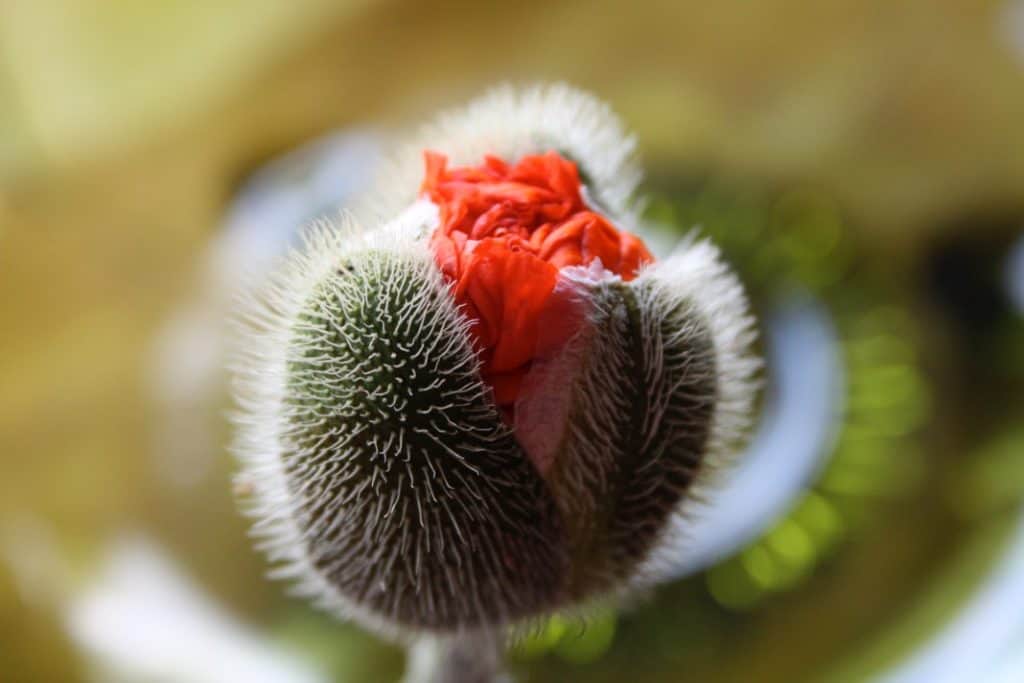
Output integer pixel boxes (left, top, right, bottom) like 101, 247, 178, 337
403, 632, 510, 683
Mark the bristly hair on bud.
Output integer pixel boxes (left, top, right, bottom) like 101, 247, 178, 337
231, 205, 568, 640
230, 83, 761, 661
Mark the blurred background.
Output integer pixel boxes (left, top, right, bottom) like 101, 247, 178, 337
3, 1, 1024, 681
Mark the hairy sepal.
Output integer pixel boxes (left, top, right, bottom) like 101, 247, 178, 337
516, 239, 758, 598
233, 214, 567, 638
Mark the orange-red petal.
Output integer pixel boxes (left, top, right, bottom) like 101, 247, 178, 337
421, 150, 653, 415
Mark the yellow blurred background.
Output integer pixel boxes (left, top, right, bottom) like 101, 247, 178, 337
3, 1, 1024, 681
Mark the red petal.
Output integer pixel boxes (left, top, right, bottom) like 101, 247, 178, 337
422, 150, 654, 415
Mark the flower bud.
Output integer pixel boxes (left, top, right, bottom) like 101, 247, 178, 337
232, 84, 759, 640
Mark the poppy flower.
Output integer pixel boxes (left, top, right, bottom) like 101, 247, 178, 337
231, 85, 760, 659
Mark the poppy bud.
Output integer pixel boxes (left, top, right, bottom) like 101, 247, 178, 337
232, 85, 759, 642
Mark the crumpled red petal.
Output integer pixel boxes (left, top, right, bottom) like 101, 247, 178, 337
422, 150, 653, 415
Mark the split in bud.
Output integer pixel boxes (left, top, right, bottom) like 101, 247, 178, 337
232, 84, 760, 641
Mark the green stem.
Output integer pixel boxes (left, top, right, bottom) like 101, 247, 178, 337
403, 632, 510, 683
